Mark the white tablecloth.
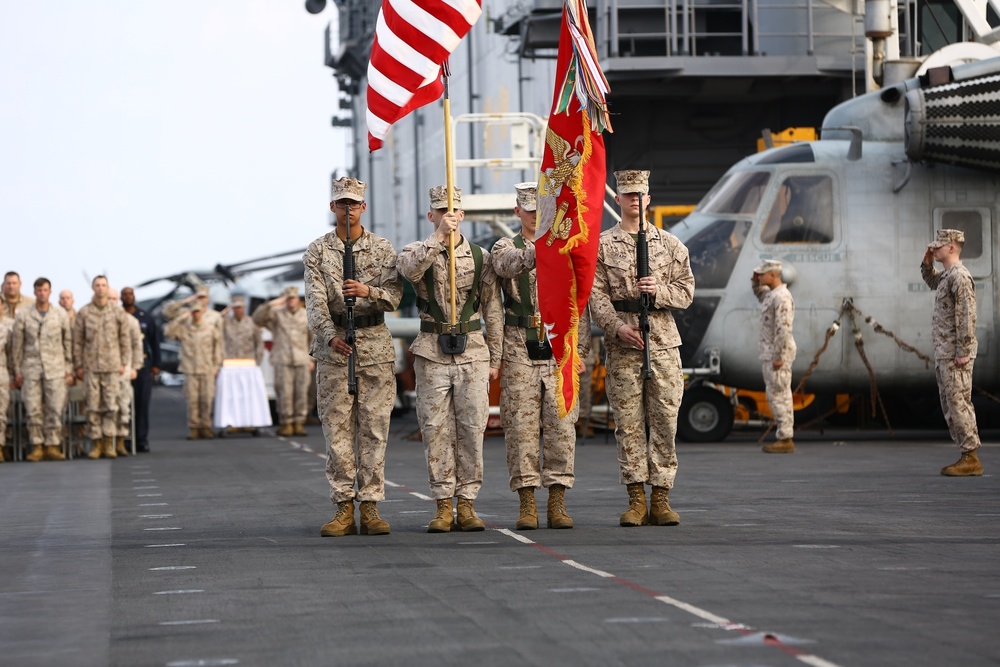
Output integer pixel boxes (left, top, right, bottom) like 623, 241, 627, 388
213, 361, 273, 428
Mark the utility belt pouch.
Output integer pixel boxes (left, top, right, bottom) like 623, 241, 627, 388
525, 339, 552, 360
438, 330, 468, 355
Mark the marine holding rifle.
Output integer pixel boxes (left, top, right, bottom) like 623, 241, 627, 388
589, 169, 695, 527
492, 182, 589, 531
304, 176, 402, 537
397, 185, 503, 533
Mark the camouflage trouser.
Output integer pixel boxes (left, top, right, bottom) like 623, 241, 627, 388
274, 364, 310, 425
317, 360, 394, 503
0, 372, 9, 446
500, 361, 577, 491
84, 371, 120, 440
414, 357, 489, 500
117, 374, 133, 437
22, 371, 67, 446
184, 373, 215, 429
762, 362, 794, 441
935, 360, 981, 452
605, 347, 681, 488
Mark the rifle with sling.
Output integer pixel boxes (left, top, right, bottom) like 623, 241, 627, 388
343, 239, 357, 395
636, 214, 653, 379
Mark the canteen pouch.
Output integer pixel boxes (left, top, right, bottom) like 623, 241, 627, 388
438, 332, 468, 355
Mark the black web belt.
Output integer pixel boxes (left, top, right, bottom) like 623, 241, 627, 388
420, 320, 481, 335
613, 299, 664, 313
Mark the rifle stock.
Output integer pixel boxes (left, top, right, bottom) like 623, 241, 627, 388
636, 217, 653, 380
344, 239, 357, 395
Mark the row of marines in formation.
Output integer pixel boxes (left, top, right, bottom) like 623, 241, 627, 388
309, 170, 694, 536
0, 271, 316, 462
0, 277, 157, 461
307, 170, 985, 537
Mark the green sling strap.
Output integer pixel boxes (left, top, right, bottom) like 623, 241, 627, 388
419, 239, 483, 332
502, 234, 541, 342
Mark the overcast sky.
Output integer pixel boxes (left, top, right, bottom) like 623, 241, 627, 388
1, 2, 345, 305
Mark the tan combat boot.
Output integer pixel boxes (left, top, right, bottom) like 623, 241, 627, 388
102, 437, 117, 459
276, 423, 294, 437
293, 423, 307, 436
456, 497, 485, 531
649, 486, 680, 526
200, 427, 216, 440
941, 449, 984, 476
515, 487, 538, 530
320, 500, 357, 536
26, 445, 45, 462
87, 439, 103, 459
762, 438, 795, 454
115, 439, 129, 457
546, 484, 574, 529
620, 483, 649, 527
427, 499, 454, 533
187, 428, 201, 440
359, 501, 390, 535
44, 445, 66, 461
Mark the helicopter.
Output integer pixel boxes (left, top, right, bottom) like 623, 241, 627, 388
668, 55, 1000, 441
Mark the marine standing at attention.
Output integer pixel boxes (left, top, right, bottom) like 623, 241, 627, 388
589, 169, 695, 527
305, 176, 402, 537
751, 259, 797, 454
397, 185, 503, 533
492, 182, 586, 530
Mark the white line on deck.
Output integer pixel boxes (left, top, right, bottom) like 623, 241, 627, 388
145, 544, 185, 548
149, 566, 196, 571
154, 589, 204, 595
159, 619, 219, 626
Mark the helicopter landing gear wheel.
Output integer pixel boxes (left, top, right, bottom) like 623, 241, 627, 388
678, 386, 734, 442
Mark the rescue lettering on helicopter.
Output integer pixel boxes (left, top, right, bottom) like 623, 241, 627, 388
775, 252, 844, 263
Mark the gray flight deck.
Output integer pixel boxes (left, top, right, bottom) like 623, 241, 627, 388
1, 386, 997, 667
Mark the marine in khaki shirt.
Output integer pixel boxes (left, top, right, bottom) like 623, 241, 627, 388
223, 295, 263, 363
164, 301, 223, 439
492, 182, 588, 531
253, 287, 313, 436
921, 228, 983, 476
397, 185, 503, 533
589, 169, 694, 528
751, 260, 796, 453
12, 277, 73, 461
306, 176, 402, 538
2, 271, 35, 321
73, 275, 131, 459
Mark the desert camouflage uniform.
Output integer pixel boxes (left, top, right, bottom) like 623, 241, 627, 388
590, 223, 695, 488
73, 301, 130, 440
492, 235, 588, 491
0, 318, 12, 449
224, 315, 263, 363
757, 283, 796, 440
12, 306, 72, 446
922, 261, 981, 452
253, 302, 311, 426
164, 314, 223, 430
398, 233, 503, 501
1, 293, 35, 321
577, 306, 601, 432
115, 314, 143, 438
305, 229, 402, 503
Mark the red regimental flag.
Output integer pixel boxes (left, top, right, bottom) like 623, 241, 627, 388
535, 0, 613, 418
366, 0, 483, 152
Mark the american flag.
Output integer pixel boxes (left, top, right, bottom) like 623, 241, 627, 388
366, 0, 483, 152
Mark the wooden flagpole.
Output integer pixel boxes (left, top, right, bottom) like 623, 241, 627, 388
442, 70, 458, 326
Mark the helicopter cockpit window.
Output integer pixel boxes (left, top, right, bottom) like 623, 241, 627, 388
685, 218, 752, 289
761, 175, 834, 244
940, 210, 983, 259
699, 171, 771, 216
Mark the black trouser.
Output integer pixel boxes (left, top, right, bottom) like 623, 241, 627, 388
132, 367, 153, 450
